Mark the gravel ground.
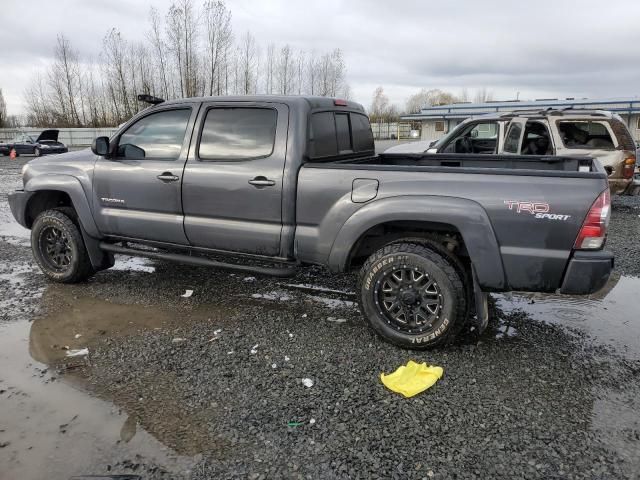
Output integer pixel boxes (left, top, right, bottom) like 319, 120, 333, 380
608, 195, 640, 277
1, 154, 640, 479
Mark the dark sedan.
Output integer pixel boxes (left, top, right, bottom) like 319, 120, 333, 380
0, 130, 68, 157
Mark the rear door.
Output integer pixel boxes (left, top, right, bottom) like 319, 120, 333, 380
181, 101, 289, 256
92, 105, 197, 244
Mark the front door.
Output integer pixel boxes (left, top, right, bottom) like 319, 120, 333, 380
92, 105, 197, 245
182, 102, 288, 256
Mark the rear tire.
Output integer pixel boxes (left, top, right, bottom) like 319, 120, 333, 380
357, 242, 468, 349
31, 209, 94, 283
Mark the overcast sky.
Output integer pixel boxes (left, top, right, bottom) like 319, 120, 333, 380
1, 0, 640, 116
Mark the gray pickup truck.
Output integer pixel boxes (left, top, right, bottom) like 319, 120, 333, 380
8, 95, 614, 349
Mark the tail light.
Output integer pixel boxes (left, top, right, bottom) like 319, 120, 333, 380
574, 189, 611, 250
622, 152, 637, 179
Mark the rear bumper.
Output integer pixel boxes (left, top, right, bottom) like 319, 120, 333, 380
559, 250, 614, 295
8, 189, 34, 228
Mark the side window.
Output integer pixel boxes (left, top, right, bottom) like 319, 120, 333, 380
521, 121, 552, 155
199, 108, 277, 160
351, 113, 374, 152
557, 121, 615, 150
118, 109, 191, 160
335, 113, 352, 153
441, 121, 497, 153
503, 123, 522, 153
309, 112, 338, 158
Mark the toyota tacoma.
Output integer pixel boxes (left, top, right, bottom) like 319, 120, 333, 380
8, 95, 614, 349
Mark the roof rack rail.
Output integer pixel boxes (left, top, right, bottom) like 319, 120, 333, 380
137, 94, 165, 105
498, 107, 611, 118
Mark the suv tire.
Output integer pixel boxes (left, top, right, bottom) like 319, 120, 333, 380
31, 209, 94, 283
357, 242, 467, 349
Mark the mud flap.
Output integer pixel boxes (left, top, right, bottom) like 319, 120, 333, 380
78, 222, 114, 271
471, 264, 489, 334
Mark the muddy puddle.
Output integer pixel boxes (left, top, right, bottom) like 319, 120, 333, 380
0, 292, 204, 480
496, 274, 640, 359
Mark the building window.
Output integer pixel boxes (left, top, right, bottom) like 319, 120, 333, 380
435, 121, 445, 132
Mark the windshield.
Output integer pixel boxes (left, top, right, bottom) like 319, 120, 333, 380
431, 121, 468, 149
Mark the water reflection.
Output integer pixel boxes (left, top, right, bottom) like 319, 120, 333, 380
497, 274, 640, 358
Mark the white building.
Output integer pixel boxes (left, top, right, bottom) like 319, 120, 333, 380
401, 97, 640, 142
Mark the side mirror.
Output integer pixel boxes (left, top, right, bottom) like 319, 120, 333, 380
92, 136, 110, 156
428, 140, 437, 148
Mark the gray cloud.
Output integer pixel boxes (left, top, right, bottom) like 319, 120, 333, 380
1, 0, 639, 114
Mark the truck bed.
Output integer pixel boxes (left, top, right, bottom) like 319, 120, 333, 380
295, 152, 610, 293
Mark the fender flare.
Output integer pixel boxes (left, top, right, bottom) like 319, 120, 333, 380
24, 175, 113, 270
328, 195, 506, 290
25, 174, 99, 237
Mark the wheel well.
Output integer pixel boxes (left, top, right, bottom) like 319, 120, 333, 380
346, 221, 468, 271
25, 191, 73, 228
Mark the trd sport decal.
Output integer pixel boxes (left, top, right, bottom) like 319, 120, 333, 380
504, 200, 571, 221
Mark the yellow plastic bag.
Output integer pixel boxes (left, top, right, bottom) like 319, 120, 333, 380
380, 360, 444, 398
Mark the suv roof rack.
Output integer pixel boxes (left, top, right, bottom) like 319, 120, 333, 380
498, 108, 611, 119
137, 94, 165, 105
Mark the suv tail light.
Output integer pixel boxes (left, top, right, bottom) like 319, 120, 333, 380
622, 152, 637, 179
574, 189, 611, 250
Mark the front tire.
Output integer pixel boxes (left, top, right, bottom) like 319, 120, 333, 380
31, 209, 94, 283
357, 242, 468, 349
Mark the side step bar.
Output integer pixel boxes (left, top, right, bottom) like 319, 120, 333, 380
99, 242, 298, 278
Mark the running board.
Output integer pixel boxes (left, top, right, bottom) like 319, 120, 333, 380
99, 242, 297, 278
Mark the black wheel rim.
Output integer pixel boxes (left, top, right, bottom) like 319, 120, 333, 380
374, 267, 443, 334
39, 226, 73, 272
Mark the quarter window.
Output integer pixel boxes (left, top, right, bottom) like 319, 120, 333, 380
118, 109, 191, 160
199, 108, 277, 160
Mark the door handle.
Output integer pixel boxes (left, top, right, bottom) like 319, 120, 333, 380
248, 176, 276, 188
157, 172, 180, 182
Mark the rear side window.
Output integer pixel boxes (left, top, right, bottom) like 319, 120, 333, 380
199, 108, 277, 160
309, 112, 338, 158
309, 111, 373, 159
503, 123, 522, 153
351, 113, 374, 153
118, 109, 191, 160
557, 121, 615, 150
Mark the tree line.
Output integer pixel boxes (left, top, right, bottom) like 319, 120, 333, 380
23, 0, 350, 128
369, 86, 494, 123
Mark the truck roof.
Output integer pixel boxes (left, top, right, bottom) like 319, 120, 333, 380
159, 95, 366, 112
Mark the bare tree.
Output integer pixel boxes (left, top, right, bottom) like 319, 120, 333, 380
405, 88, 459, 113
148, 7, 170, 99
370, 86, 389, 123
276, 45, 294, 95
0, 88, 6, 127
239, 31, 257, 95
22, 1, 351, 127
203, 0, 232, 96
103, 29, 133, 121
264, 43, 275, 94
48, 35, 82, 126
